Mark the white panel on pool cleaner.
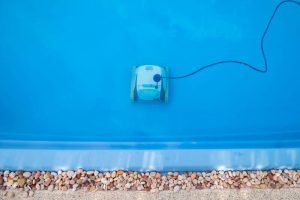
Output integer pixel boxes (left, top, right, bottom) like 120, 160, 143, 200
130, 65, 169, 102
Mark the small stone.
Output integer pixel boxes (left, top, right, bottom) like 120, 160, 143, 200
72, 183, 79, 191
174, 185, 180, 192
90, 185, 96, 191
137, 185, 144, 191
23, 172, 31, 178
12, 182, 18, 188
102, 178, 109, 185
111, 171, 116, 178
4, 170, 10, 177
250, 173, 256, 179
34, 171, 41, 179
36, 184, 41, 190
151, 183, 157, 189
87, 171, 94, 175
51, 172, 58, 177
242, 178, 249, 183
18, 178, 26, 187
9, 172, 15, 179
45, 178, 52, 186
155, 173, 161, 179
105, 172, 111, 178
158, 185, 164, 190
7, 178, 14, 187
24, 186, 30, 192
117, 170, 124, 175
149, 172, 156, 177
125, 183, 131, 189
191, 173, 197, 180
67, 171, 75, 179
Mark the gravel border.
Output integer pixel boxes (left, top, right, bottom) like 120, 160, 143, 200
1, 170, 300, 197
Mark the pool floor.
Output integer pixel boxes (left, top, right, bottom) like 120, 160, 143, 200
0, 0, 300, 170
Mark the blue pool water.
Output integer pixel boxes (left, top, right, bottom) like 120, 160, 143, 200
1, 0, 300, 171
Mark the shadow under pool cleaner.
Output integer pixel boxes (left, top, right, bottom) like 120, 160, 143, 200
130, 0, 300, 103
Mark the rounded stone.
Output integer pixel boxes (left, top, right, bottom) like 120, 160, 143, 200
17, 178, 26, 187
23, 172, 31, 178
67, 171, 75, 179
174, 185, 180, 192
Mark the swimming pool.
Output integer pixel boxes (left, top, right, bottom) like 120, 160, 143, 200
1, 0, 300, 171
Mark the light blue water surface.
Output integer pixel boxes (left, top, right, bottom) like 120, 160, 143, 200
1, 0, 300, 149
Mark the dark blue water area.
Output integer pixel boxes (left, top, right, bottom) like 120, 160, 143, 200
1, 0, 300, 148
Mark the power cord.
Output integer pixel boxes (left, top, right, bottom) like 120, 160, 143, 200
153, 0, 300, 81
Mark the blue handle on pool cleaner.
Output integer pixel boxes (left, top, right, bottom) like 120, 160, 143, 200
153, 74, 162, 82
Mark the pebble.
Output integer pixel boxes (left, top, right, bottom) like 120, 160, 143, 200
4, 170, 10, 177
17, 178, 26, 187
0, 169, 299, 193
36, 184, 41, 190
72, 183, 79, 191
50, 171, 57, 176
9, 172, 15, 179
105, 172, 111, 178
116, 170, 124, 175
174, 185, 180, 192
7, 179, 14, 187
87, 171, 94, 176
23, 172, 31, 178
155, 173, 161, 179
191, 173, 197, 180
34, 171, 41, 179
67, 171, 75, 179
69, 179, 75, 185
111, 171, 116, 178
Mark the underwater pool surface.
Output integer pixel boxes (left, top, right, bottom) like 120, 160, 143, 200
1, 0, 300, 171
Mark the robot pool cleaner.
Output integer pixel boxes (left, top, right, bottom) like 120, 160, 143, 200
130, 65, 169, 102
130, 0, 300, 103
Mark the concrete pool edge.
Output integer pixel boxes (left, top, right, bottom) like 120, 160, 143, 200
0, 148, 299, 171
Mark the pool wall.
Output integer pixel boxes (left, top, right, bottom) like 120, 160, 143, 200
1, 147, 300, 171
